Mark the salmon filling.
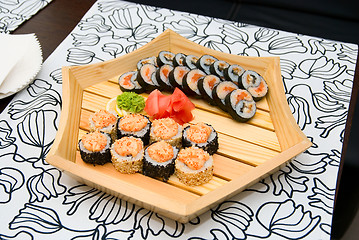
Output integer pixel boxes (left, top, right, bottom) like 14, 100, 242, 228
119, 114, 147, 132
114, 137, 142, 157
152, 118, 178, 140
91, 110, 117, 129
177, 147, 209, 170
82, 132, 107, 152
148, 141, 174, 162
187, 123, 212, 143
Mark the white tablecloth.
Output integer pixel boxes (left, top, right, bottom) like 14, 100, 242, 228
0, 1, 357, 239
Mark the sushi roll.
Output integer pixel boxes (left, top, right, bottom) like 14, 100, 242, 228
168, 65, 190, 89
117, 114, 151, 145
225, 89, 256, 122
175, 146, 213, 186
150, 117, 182, 148
118, 71, 144, 94
197, 74, 221, 105
183, 55, 199, 70
78, 131, 112, 165
111, 136, 144, 174
173, 53, 186, 67
240, 70, 268, 101
182, 122, 219, 155
143, 141, 179, 182
155, 64, 174, 91
157, 51, 175, 66
137, 63, 159, 92
182, 68, 206, 97
212, 81, 238, 112
210, 60, 230, 80
137, 56, 157, 70
223, 64, 245, 83
196, 55, 218, 74
89, 110, 118, 140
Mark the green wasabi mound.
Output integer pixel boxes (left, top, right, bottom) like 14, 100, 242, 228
116, 92, 145, 113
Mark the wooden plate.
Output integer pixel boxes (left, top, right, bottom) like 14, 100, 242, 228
46, 29, 311, 223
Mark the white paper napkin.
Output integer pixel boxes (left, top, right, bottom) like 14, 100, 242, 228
0, 33, 43, 99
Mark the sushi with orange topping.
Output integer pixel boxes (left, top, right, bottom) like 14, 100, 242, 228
182, 122, 218, 155
143, 141, 179, 181
78, 131, 112, 165
150, 117, 182, 148
117, 114, 151, 145
175, 146, 213, 186
110, 136, 144, 174
89, 110, 118, 140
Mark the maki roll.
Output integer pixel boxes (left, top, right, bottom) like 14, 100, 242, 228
118, 71, 144, 94
143, 141, 179, 182
175, 147, 213, 186
183, 55, 199, 69
89, 110, 118, 140
240, 70, 268, 101
210, 60, 230, 80
150, 117, 182, 148
173, 53, 186, 67
225, 89, 256, 122
168, 65, 190, 89
182, 69, 206, 97
117, 114, 151, 145
137, 56, 157, 70
79, 131, 112, 165
196, 55, 218, 74
157, 51, 175, 66
197, 74, 221, 105
223, 64, 245, 83
111, 136, 144, 174
137, 63, 159, 92
182, 122, 219, 155
155, 64, 174, 91
212, 81, 238, 112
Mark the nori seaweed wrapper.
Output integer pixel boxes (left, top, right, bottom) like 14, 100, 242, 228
182, 124, 219, 155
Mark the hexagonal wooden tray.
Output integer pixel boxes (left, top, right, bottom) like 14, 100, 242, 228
46, 29, 311, 223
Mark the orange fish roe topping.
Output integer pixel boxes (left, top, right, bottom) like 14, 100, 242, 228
187, 123, 212, 144
82, 132, 107, 152
152, 118, 179, 140
119, 114, 148, 132
177, 147, 209, 170
114, 137, 143, 157
147, 141, 174, 163
91, 110, 117, 129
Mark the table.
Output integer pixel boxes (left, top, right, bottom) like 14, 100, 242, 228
0, 0, 358, 239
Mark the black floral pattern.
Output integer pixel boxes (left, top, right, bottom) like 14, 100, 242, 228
0, 0, 357, 239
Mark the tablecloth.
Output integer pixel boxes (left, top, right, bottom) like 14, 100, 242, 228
0, 0, 358, 239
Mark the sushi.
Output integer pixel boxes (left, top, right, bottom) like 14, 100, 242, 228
223, 64, 245, 83
196, 55, 218, 74
225, 89, 257, 122
88, 110, 118, 140
197, 74, 221, 105
157, 51, 175, 66
240, 70, 268, 101
173, 53, 186, 67
175, 146, 213, 186
150, 117, 182, 148
155, 64, 174, 91
182, 68, 206, 97
143, 141, 179, 181
117, 114, 151, 145
136, 63, 159, 92
168, 65, 190, 89
210, 60, 230, 80
118, 71, 143, 94
78, 131, 112, 165
137, 56, 157, 70
212, 81, 238, 111
183, 55, 199, 70
110, 136, 144, 174
182, 122, 218, 155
